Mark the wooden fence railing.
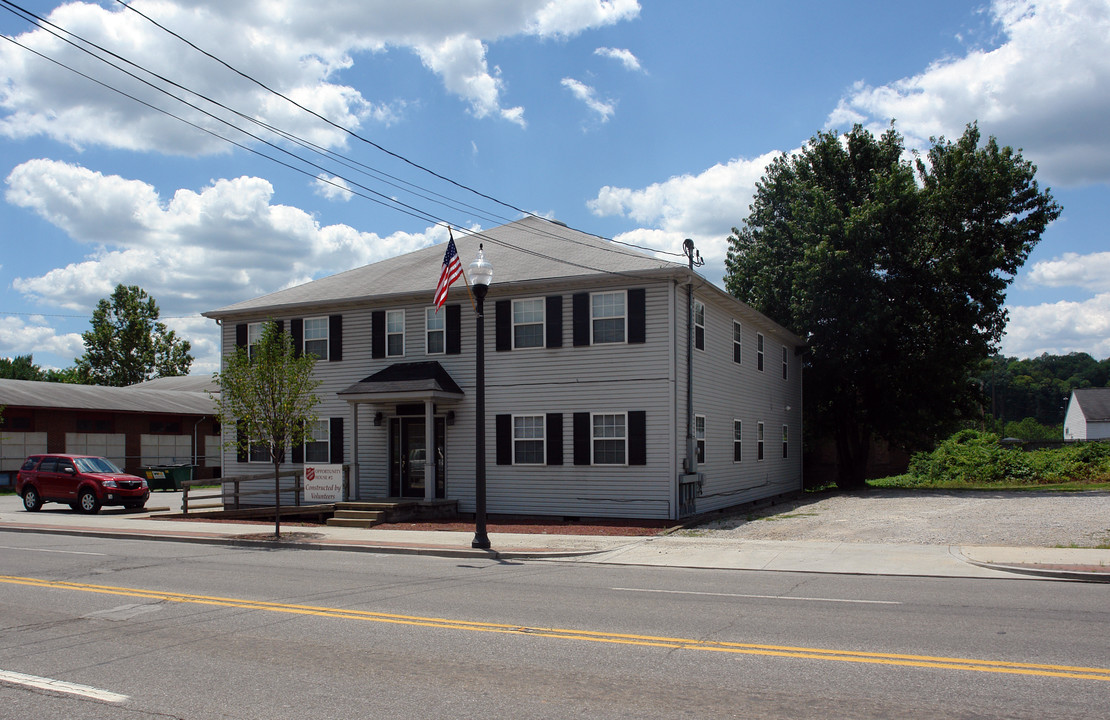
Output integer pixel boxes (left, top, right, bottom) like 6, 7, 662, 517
181, 470, 303, 515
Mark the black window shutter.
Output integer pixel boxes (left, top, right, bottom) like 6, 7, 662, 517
628, 288, 646, 344
291, 319, 304, 358
629, 410, 647, 466
236, 422, 247, 463
330, 417, 344, 463
292, 437, 304, 464
495, 414, 512, 465
546, 295, 563, 348
546, 413, 563, 466
235, 324, 247, 348
372, 310, 385, 359
446, 304, 462, 355
572, 293, 590, 346
495, 300, 510, 352
329, 315, 343, 362
573, 412, 591, 465
274, 319, 284, 335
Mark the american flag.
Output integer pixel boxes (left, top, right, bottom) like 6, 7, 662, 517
433, 235, 463, 311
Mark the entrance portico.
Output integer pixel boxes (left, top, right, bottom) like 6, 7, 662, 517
338, 362, 464, 502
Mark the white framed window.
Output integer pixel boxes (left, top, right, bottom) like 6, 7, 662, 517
513, 415, 546, 465
757, 422, 765, 461
305, 420, 330, 463
592, 412, 627, 465
782, 424, 789, 459
695, 414, 706, 463
757, 333, 765, 372
249, 438, 269, 463
247, 322, 264, 360
591, 291, 626, 344
386, 310, 405, 357
304, 317, 328, 360
782, 345, 789, 380
513, 298, 545, 349
425, 308, 445, 355
733, 321, 742, 364
694, 300, 705, 351
733, 420, 742, 462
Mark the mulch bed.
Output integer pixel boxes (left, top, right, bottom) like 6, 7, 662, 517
162, 514, 675, 536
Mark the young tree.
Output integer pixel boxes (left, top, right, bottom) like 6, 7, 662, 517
75, 284, 193, 386
725, 123, 1061, 489
212, 320, 321, 537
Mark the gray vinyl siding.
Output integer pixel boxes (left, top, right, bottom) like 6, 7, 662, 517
680, 290, 804, 515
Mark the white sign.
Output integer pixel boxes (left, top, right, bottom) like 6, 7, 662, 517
304, 464, 344, 503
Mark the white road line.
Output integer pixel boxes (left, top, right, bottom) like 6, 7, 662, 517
0, 670, 129, 703
612, 587, 902, 605
0, 546, 107, 556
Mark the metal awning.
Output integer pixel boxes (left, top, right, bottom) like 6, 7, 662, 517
337, 361, 465, 404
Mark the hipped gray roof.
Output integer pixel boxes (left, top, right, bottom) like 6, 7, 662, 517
205, 216, 681, 319
1073, 388, 1110, 422
338, 362, 464, 400
0, 378, 215, 415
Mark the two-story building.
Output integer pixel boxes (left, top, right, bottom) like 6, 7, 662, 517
203, 217, 804, 520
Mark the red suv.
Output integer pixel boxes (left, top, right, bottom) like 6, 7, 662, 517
17, 454, 150, 514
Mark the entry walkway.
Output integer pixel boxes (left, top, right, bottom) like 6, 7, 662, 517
0, 493, 1106, 582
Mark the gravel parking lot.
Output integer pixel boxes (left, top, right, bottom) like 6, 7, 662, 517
695, 489, 1110, 548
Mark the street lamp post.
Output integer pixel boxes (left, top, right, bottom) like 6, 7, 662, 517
469, 244, 493, 550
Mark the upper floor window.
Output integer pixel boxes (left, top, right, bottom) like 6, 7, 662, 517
694, 300, 705, 351
733, 322, 742, 364
513, 298, 545, 349
303, 317, 328, 360
247, 322, 264, 360
592, 412, 627, 465
426, 308, 445, 355
757, 333, 765, 372
782, 346, 789, 380
386, 310, 405, 357
591, 291, 626, 344
513, 415, 546, 465
305, 420, 330, 463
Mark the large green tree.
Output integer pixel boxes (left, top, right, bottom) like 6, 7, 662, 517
75, 284, 193, 386
212, 320, 320, 537
725, 123, 1061, 488
0, 354, 78, 383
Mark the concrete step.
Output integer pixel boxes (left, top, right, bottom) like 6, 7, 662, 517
332, 510, 386, 521
326, 517, 379, 528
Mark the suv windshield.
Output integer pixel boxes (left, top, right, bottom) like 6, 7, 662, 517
74, 457, 123, 474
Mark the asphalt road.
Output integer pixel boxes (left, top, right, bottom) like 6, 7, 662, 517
1, 533, 1107, 719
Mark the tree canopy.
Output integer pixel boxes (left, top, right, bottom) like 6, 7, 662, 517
0, 354, 79, 383
725, 123, 1061, 488
212, 320, 320, 537
75, 284, 193, 386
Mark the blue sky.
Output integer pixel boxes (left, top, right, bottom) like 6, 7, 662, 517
2, 0, 1108, 375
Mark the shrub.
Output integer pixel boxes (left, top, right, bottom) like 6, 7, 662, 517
906, 431, 1110, 486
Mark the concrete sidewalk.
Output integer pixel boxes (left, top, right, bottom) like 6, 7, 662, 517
1, 494, 1107, 582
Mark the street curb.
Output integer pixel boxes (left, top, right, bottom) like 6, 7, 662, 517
0, 523, 606, 561
957, 551, 1110, 583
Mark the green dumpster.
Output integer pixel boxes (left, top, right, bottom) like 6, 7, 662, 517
141, 464, 195, 491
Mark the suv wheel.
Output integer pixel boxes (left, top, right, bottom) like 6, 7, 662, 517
77, 489, 101, 515
22, 487, 43, 512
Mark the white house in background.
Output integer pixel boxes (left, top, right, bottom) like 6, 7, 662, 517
203, 217, 805, 520
1063, 388, 1110, 441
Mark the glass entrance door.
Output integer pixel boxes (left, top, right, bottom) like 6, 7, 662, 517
389, 417, 445, 498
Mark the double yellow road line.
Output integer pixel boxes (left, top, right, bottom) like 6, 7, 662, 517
4, 574, 1108, 682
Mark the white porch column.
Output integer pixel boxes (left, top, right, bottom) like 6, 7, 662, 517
424, 399, 435, 502
349, 401, 360, 501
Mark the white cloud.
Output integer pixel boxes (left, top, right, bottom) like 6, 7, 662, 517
5, 158, 445, 368
561, 78, 616, 123
595, 47, 642, 72
588, 150, 784, 281
1002, 293, 1110, 358
314, 174, 354, 202
0, 315, 84, 365
827, 0, 1110, 185
1027, 251, 1110, 292
0, 1, 641, 152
